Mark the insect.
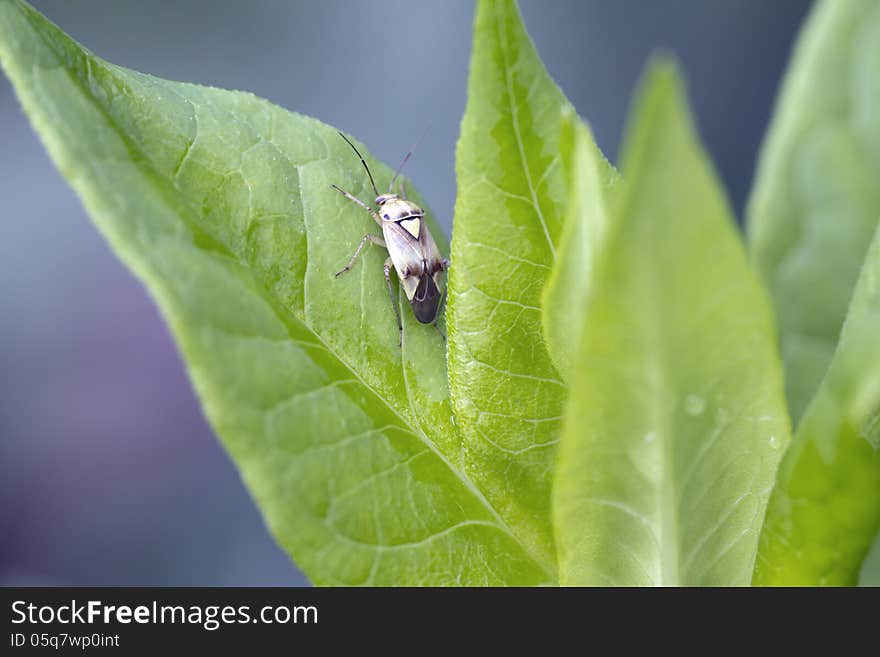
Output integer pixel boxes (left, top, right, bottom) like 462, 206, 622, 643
331, 132, 449, 344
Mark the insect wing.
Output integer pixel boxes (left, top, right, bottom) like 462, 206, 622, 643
410, 273, 441, 323
382, 220, 424, 302
413, 222, 446, 323
418, 221, 444, 272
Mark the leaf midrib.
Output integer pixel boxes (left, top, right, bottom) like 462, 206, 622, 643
495, 1, 557, 258
630, 229, 680, 586
612, 102, 681, 586
17, 1, 556, 583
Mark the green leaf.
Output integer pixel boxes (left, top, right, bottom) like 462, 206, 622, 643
552, 60, 792, 586
747, 0, 880, 424
541, 111, 619, 379
0, 0, 553, 585
447, 0, 575, 572
859, 531, 880, 586
754, 223, 880, 586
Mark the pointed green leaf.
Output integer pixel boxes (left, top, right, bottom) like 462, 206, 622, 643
0, 0, 553, 585
755, 223, 880, 586
541, 112, 619, 379
747, 0, 880, 424
447, 0, 576, 572
553, 61, 791, 586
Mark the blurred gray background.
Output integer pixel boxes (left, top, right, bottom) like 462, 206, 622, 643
1, 0, 811, 585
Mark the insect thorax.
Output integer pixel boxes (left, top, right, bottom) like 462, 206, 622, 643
377, 197, 423, 223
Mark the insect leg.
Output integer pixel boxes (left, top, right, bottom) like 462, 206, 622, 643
335, 234, 387, 277
383, 257, 404, 346
330, 184, 383, 227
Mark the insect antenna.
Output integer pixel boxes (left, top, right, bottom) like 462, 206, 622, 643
388, 124, 431, 193
338, 131, 379, 197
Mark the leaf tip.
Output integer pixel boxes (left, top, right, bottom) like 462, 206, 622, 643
617, 52, 695, 175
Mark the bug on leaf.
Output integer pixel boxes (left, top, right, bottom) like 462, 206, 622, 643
331, 132, 449, 344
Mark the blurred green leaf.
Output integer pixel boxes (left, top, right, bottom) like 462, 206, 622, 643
541, 112, 619, 379
447, 0, 581, 569
0, 0, 553, 585
553, 61, 791, 586
858, 531, 880, 586
755, 224, 880, 586
747, 0, 880, 424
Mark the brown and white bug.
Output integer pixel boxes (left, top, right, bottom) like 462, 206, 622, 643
331, 132, 449, 344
